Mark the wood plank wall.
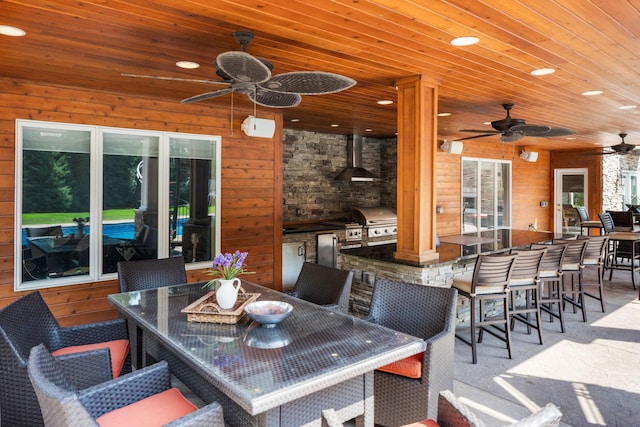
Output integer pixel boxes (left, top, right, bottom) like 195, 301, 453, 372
0, 80, 282, 326
435, 142, 552, 236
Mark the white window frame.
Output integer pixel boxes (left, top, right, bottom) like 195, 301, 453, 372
14, 119, 221, 291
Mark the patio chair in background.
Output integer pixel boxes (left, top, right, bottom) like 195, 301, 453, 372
26, 225, 63, 238
0, 291, 131, 426
606, 209, 638, 232
287, 262, 353, 313
575, 207, 603, 235
117, 256, 187, 293
28, 344, 225, 427
367, 278, 458, 425
452, 253, 518, 364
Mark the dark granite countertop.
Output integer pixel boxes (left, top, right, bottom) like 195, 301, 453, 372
341, 230, 561, 266
283, 219, 350, 234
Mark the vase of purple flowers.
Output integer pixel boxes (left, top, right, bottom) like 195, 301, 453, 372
204, 251, 254, 310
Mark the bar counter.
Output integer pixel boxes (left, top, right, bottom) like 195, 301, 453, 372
341, 229, 558, 266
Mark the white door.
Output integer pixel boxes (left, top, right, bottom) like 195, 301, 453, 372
554, 168, 588, 235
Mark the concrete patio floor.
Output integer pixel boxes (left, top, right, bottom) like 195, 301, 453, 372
452, 266, 640, 426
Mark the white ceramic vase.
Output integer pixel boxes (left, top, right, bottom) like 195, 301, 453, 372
216, 278, 241, 309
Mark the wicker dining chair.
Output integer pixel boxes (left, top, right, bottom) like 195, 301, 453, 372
117, 256, 187, 293
28, 344, 225, 427
287, 262, 353, 313
367, 278, 458, 425
0, 291, 131, 426
452, 253, 518, 365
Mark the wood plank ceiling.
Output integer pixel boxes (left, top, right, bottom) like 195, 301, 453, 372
2, 0, 640, 151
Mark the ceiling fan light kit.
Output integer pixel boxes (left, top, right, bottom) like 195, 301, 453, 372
440, 140, 463, 154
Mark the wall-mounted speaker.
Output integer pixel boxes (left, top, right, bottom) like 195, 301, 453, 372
440, 140, 463, 154
241, 116, 276, 138
520, 150, 539, 162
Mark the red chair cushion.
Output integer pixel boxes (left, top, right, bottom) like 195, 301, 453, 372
376, 352, 423, 379
96, 387, 197, 427
405, 420, 440, 427
52, 339, 129, 378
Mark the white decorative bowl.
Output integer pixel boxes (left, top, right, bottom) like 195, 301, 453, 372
244, 300, 293, 328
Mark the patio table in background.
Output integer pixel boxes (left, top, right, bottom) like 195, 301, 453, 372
108, 281, 425, 427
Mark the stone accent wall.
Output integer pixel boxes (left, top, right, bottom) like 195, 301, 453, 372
282, 129, 397, 222
602, 155, 640, 210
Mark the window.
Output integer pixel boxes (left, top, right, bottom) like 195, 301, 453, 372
15, 120, 221, 290
462, 158, 511, 233
621, 171, 640, 210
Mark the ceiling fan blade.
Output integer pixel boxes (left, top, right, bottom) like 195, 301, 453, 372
508, 124, 550, 136
121, 73, 229, 85
180, 88, 234, 104
248, 88, 301, 108
260, 71, 356, 95
455, 133, 498, 141
215, 51, 271, 84
544, 127, 576, 137
459, 129, 501, 134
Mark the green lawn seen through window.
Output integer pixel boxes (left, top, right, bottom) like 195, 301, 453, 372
22, 209, 137, 225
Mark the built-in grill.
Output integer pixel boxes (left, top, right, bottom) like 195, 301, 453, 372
350, 207, 397, 246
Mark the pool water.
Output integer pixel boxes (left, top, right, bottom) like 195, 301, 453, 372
22, 220, 186, 245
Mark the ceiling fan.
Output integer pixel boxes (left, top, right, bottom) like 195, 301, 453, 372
592, 133, 639, 155
122, 31, 356, 108
458, 103, 575, 143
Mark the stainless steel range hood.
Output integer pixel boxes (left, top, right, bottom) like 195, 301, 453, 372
334, 135, 378, 182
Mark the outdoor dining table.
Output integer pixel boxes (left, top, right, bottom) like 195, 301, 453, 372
605, 231, 640, 297
108, 280, 425, 427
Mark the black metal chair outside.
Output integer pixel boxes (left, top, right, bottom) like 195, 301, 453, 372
0, 291, 131, 426
530, 243, 568, 333
28, 344, 225, 427
508, 248, 547, 345
287, 262, 353, 313
452, 253, 518, 365
606, 209, 638, 232
575, 207, 603, 235
117, 256, 187, 293
26, 225, 64, 238
366, 278, 457, 425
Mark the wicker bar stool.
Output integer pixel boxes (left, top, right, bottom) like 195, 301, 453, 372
508, 248, 547, 345
452, 253, 518, 364
531, 243, 568, 333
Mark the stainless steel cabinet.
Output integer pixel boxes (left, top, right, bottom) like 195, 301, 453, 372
317, 232, 337, 268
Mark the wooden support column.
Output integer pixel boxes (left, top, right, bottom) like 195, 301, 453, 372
394, 75, 439, 263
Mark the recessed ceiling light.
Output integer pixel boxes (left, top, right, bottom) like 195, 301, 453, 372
450, 36, 479, 47
290, 118, 300, 123
377, 100, 394, 105
582, 90, 603, 96
330, 124, 339, 127
0, 25, 26, 36
566, 137, 576, 140
176, 61, 200, 69
365, 128, 373, 132
531, 68, 555, 76
437, 112, 452, 117
619, 105, 637, 110
483, 121, 491, 125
